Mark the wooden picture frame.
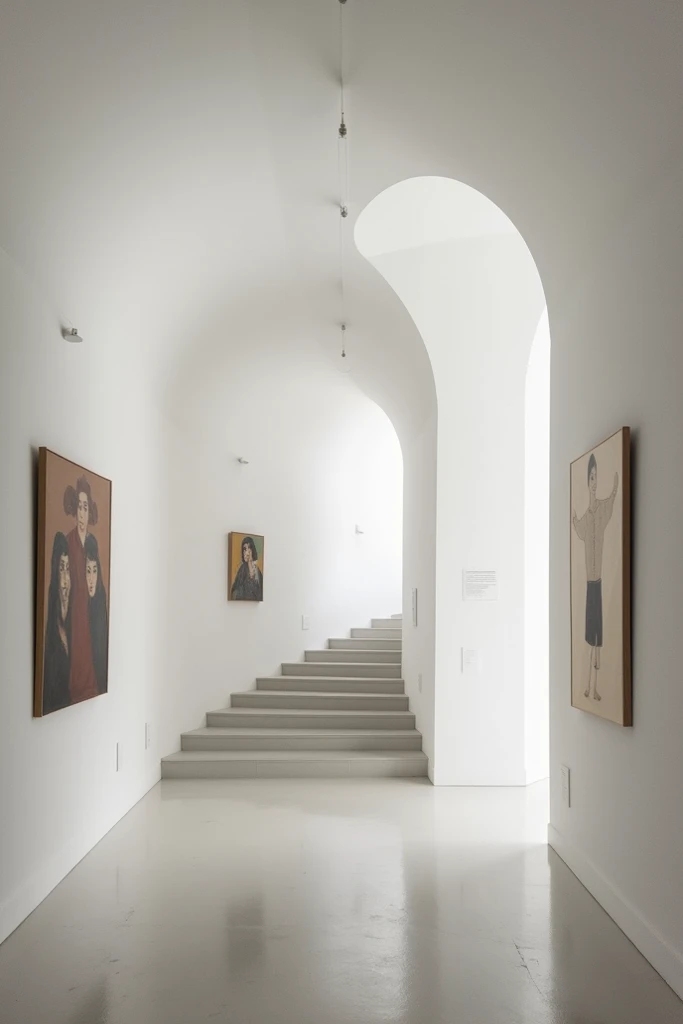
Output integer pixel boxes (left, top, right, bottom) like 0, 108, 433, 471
228, 532, 264, 602
570, 427, 631, 725
34, 448, 112, 716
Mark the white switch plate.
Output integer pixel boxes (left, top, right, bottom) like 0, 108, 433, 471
411, 588, 418, 627
461, 648, 480, 674
115, 742, 121, 772
561, 765, 571, 807
145, 722, 151, 750
301, 615, 310, 631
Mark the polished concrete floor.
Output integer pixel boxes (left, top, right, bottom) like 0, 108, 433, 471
1, 779, 682, 1024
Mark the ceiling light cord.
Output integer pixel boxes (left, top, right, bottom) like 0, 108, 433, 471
337, 0, 350, 369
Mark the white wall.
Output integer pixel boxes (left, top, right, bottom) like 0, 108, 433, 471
398, 413, 438, 774
0, 250, 165, 944
524, 310, 550, 784
0, 248, 403, 944
363, 228, 544, 785
158, 366, 403, 752
548, 155, 683, 996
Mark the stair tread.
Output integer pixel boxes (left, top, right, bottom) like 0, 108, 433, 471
329, 634, 403, 643
306, 651, 401, 656
260, 675, 405, 682
282, 662, 401, 667
184, 727, 422, 738
238, 690, 405, 699
210, 707, 414, 717
164, 749, 427, 762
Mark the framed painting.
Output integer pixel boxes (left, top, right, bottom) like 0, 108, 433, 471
228, 532, 264, 602
570, 427, 631, 725
34, 449, 112, 716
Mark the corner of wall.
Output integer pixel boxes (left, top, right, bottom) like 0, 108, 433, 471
549, 824, 683, 1002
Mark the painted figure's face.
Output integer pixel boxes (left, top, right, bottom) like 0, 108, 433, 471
77, 491, 89, 535
86, 558, 98, 598
59, 554, 71, 618
589, 465, 597, 497
243, 543, 253, 564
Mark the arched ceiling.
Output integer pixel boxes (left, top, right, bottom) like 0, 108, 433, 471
1, 1, 680, 441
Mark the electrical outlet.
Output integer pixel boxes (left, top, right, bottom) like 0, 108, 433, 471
301, 615, 310, 631
561, 765, 571, 807
418, 673, 423, 693
145, 722, 151, 750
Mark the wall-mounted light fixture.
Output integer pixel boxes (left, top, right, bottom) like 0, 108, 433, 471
61, 326, 83, 343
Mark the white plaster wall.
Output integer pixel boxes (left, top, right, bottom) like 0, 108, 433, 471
398, 413, 438, 776
369, 232, 545, 785
157, 370, 404, 754
547, 155, 683, 996
524, 310, 550, 784
0, 250, 165, 943
0, 251, 403, 944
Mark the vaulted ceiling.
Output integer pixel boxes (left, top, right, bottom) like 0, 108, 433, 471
1, 1, 681, 440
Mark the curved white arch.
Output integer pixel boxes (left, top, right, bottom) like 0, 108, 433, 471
355, 176, 549, 786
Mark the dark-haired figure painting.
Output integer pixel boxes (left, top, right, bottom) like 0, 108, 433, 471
570, 428, 631, 726
85, 533, 109, 694
65, 476, 99, 704
42, 532, 72, 714
228, 533, 264, 602
35, 449, 112, 716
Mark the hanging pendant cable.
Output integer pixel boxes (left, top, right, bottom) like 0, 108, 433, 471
338, 0, 349, 363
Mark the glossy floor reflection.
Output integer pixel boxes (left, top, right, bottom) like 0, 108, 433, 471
1, 779, 682, 1023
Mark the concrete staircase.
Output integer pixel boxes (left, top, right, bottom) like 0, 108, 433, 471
162, 615, 428, 779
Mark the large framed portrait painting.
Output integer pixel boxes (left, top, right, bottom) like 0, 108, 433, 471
34, 449, 112, 716
570, 427, 631, 725
228, 532, 264, 602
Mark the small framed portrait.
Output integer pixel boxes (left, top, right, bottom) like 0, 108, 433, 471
34, 449, 112, 716
570, 427, 631, 725
228, 532, 264, 602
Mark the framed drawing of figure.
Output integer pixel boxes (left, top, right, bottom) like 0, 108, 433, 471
34, 449, 112, 716
228, 532, 264, 602
570, 427, 631, 725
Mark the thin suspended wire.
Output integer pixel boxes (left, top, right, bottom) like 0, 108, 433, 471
339, 0, 346, 126
338, 0, 349, 363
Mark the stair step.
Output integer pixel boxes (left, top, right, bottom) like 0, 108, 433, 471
351, 628, 402, 640
181, 727, 424, 751
206, 707, 416, 730
256, 676, 404, 693
162, 748, 428, 779
305, 648, 401, 664
282, 661, 401, 678
329, 637, 402, 651
391, 614, 403, 620
231, 690, 409, 711
371, 618, 403, 629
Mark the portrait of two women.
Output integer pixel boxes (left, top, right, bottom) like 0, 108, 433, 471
35, 450, 111, 716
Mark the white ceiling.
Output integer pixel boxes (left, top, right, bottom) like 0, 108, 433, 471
1, 0, 681, 440
355, 176, 517, 258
